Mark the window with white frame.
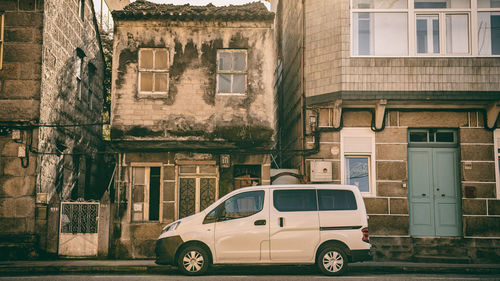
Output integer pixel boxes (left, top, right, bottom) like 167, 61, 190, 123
494, 129, 500, 199
131, 165, 162, 222
351, 0, 500, 56
341, 128, 376, 196
216, 50, 247, 94
138, 48, 169, 95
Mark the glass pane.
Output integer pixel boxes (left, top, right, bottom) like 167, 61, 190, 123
149, 167, 161, 221
133, 167, 145, 184
353, 0, 407, 9
232, 52, 246, 71
345, 157, 370, 193
179, 166, 196, 174
478, 0, 500, 8
140, 72, 153, 92
318, 190, 357, 211
373, 13, 408, 55
273, 190, 317, 212
353, 13, 408, 56
140, 49, 153, 69
222, 191, 264, 219
218, 74, 231, 93
436, 131, 455, 142
154, 50, 168, 70
415, 0, 470, 8
353, 13, 371, 55
417, 15, 439, 54
154, 73, 168, 92
478, 12, 500, 55
218, 52, 232, 71
199, 166, 217, 174
446, 14, 469, 54
232, 74, 245, 93
409, 131, 428, 142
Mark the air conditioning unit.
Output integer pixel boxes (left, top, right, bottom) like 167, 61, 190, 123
310, 161, 332, 182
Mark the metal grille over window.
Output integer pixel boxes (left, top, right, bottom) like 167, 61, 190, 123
139, 48, 169, 94
60, 202, 99, 234
217, 50, 247, 94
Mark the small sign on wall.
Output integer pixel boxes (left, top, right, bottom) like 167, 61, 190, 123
220, 154, 231, 168
463, 161, 473, 170
133, 203, 143, 212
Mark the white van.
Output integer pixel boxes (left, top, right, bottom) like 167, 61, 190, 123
155, 184, 371, 276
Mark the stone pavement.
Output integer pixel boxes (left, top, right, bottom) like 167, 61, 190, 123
1, 260, 500, 276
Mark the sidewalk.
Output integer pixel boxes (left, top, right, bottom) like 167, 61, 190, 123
1, 259, 500, 276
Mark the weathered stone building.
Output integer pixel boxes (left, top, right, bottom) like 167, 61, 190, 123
109, 1, 275, 258
272, 0, 500, 262
0, 0, 105, 258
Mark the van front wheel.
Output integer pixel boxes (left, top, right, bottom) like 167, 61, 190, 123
177, 245, 210, 275
317, 246, 348, 275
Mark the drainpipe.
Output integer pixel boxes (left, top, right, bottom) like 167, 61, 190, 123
301, 0, 307, 174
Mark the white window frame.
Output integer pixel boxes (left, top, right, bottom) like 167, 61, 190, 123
340, 128, 377, 197
216, 49, 248, 95
138, 48, 169, 96
350, 0, 500, 57
129, 163, 164, 222
494, 129, 500, 199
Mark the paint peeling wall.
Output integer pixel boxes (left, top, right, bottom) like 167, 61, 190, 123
110, 20, 275, 149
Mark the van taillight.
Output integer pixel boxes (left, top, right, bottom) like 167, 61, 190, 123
362, 227, 369, 243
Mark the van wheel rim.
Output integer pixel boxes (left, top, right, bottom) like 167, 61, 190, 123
322, 250, 344, 272
183, 250, 204, 272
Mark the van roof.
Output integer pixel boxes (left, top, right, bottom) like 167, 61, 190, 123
240, 184, 359, 192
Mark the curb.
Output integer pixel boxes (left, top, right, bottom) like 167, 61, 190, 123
1, 263, 500, 276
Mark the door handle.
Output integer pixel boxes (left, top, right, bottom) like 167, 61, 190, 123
422, 193, 426, 196
279, 217, 284, 227
254, 219, 266, 226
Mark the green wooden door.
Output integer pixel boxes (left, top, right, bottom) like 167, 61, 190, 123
408, 147, 461, 236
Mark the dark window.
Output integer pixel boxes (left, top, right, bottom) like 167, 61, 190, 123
273, 189, 317, 212
79, 0, 85, 20
219, 191, 264, 221
149, 167, 161, 221
409, 131, 428, 142
318, 190, 357, 211
436, 131, 455, 142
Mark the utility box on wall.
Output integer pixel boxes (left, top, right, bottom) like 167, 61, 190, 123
310, 161, 332, 182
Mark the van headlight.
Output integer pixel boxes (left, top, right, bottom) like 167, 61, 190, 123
161, 221, 181, 235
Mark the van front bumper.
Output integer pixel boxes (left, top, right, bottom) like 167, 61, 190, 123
350, 249, 372, 262
155, 235, 183, 265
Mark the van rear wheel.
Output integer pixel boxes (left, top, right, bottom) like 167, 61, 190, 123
177, 245, 210, 276
317, 246, 348, 276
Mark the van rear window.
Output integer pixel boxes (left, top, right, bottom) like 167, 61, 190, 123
318, 190, 357, 211
273, 189, 317, 212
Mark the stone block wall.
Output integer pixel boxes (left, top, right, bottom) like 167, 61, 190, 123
110, 20, 275, 149
37, 0, 104, 202
0, 0, 43, 258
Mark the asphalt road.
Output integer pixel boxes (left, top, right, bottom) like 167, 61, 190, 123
2, 274, 500, 281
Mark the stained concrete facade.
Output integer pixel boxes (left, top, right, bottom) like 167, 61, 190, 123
109, 1, 275, 258
273, 0, 500, 262
0, 0, 105, 259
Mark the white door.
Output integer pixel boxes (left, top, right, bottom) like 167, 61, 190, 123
214, 190, 269, 263
270, 189, 319, 262
58, 202, 99, 257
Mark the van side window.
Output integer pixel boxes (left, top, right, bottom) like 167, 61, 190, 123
318, 190, 357, 211
273, 189, 317, 212
219, 190, 264, 221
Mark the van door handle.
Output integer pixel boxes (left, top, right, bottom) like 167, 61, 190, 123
254, 219, 266, 226
279, 217, 284, 227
